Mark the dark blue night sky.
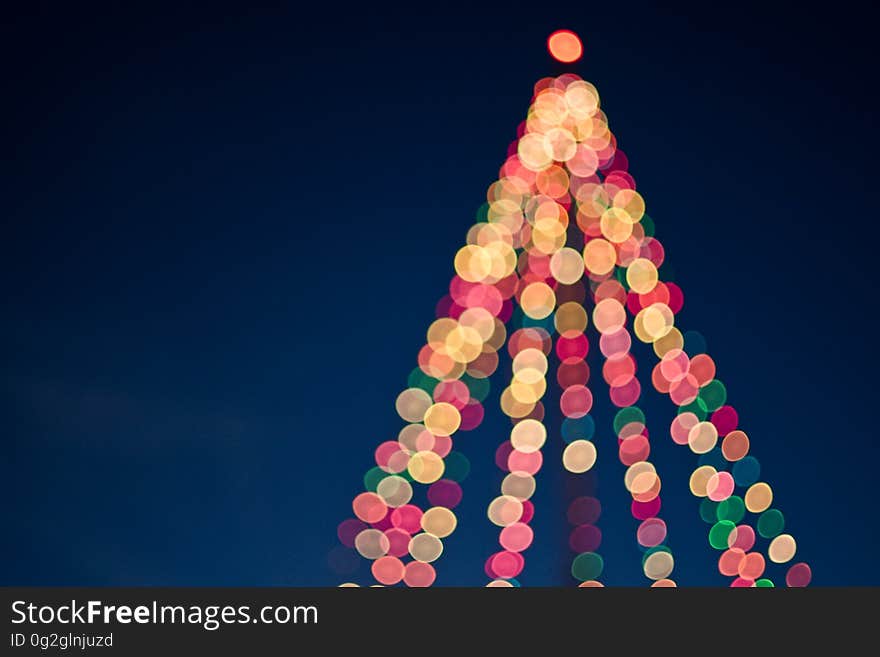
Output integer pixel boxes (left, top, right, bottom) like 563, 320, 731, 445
3, 2, 878, 586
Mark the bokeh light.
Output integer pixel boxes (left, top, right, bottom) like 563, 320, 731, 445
337, 67, 811, 589
547, 30, 584, 63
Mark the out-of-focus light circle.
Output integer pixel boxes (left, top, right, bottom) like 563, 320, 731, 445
371, 556, 405, 585
721, 430, 750, 461
384, 528, 411, 557
355, 528, 390, 560
353, 492, 388, 523
408, 451, 445, 483
706, 471, 735, 501
550, 247, 585, 284
709, 520, 735, 550
488, 495, 524, 526
403, 561, 436, 587
583, 239, 617, 276
571, 552, 604, 581
689, 465, 717, 497
744, 482, 773, 513
687, 421, 718, 454
757, 508, 785, 538
593, 298, 626, 334
547, 30, 583, 63
768, 534, 797, 563
396, 388, 433, 423
560, 384, 593, 418
718, 548, 746, 577
555, 301, 588, 334
409, 533, 443, 563
520, 280, 557, 318
391, 504, 423, 533
626, 258, 658, 294
501, 472, 537, 500
716, 495, 746, 524
376, 476, 413, 508
563, 439, 597, 473
738, 552, 766, 580
637, 517, 667, 548
643, 550, 674, 580
421, 507, 457, 538
428, 479, 463, 508
423, 402, 461, 437
569, 524, 601, 552
500, 522, 535, 552
785, 562, 812, 587
727, 524, 756, 551
511, 418, 547, 453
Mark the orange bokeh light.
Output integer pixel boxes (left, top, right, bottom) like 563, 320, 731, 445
547, 30, 583, 63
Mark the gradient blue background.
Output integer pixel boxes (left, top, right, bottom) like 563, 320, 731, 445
3, 1, 877, 585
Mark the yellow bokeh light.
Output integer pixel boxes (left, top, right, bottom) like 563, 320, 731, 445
583, 238, 617, 276
421, 507, 458, 538
635, 303, 674, 343
520, 282, 556, 320
500, 386, 536, 418
624, 461, 656, 491
512, 348, 548, 376
487, 495, 524, 527
454, 245, 492, 282
653, 327, 683, 358
768, 534, 797, 563
562, 440, 597, 473
510, 418, 547, 453
518, 132, 553, 171
744, 482, 773, 513
593, 298, 626, 334
643, 551, 674, 580
445, 325, 483, 363
564, 80, 599, 119
689, 465, 717, 497
550, 247, 585, 284
613, 188, 645, 222
409, 533, 443, 563
545, 127, 578, 162
407, 451, 445, 484
555, 301, 589, 333
687, 421, 718, 454
423, 402, 462, 437
600, 208, 634, 243
626, 258, 658, 294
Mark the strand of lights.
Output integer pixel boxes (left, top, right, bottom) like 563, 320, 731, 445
549, 61, 811, 587
592, 282, 677, 585
556, 299, 603, 585
336, 33, 813, 585
519, 72, 608, 586
486, 194, 568, 584
336, 177, 525, 586
484, 208, 541, 587
658, 343, 810, 587
608, 196, 811, 586
486, 320, 550, 586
